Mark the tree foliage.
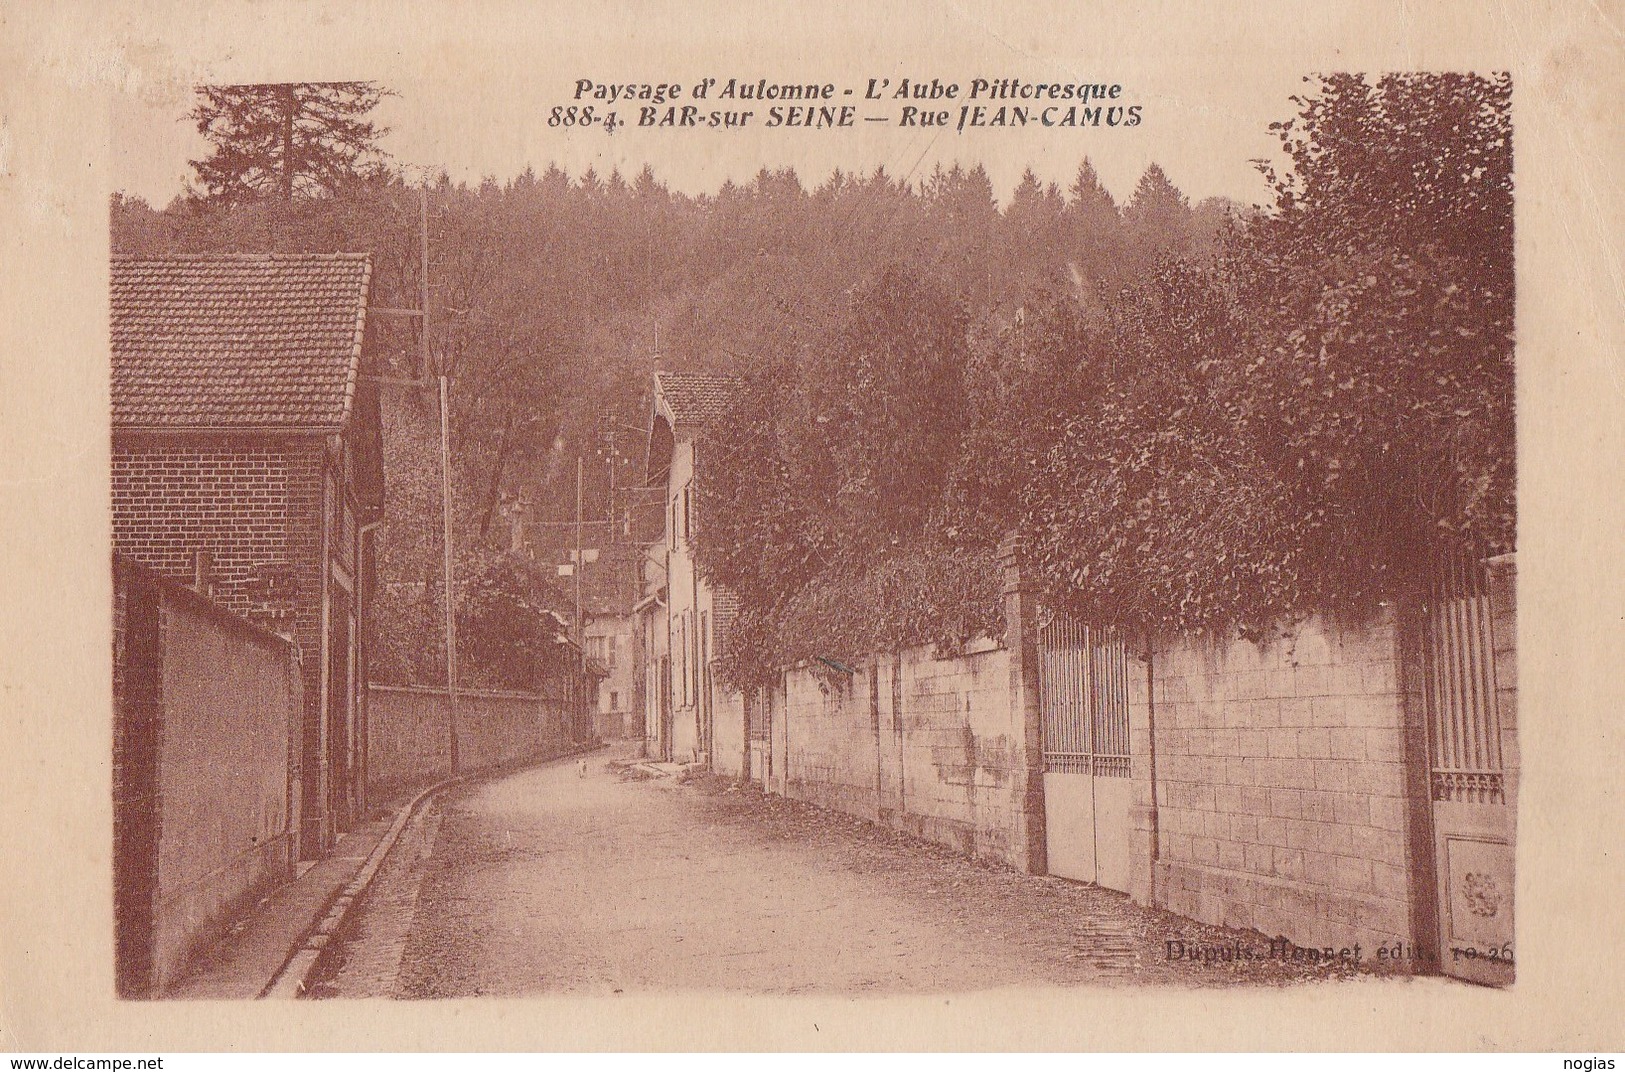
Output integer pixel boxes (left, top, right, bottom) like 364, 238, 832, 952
694, 268, 1003, 687
1017, 73, 1514, 635
455, 552, 576, 690
188, 82, 393, 203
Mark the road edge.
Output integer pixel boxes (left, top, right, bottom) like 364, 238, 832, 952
259, 741, 607, 999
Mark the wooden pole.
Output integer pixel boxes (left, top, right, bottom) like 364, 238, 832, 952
425, 183, 459, 776
575, 455, 585, 740
441, 374, 458, 775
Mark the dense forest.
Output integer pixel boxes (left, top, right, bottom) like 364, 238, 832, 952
111, 72, 1514, 688
111, 144, 1232, 684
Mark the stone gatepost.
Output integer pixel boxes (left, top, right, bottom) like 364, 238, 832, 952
998, 533, 1048, 875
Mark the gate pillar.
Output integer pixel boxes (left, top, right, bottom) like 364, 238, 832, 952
999, 533, 1048, 876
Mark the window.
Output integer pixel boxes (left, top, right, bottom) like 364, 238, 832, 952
678, 614, 689, 707
610, 690, 620, 711
683, 482, 694, 542
692, 611, 704, 698
670, 497, 679, 549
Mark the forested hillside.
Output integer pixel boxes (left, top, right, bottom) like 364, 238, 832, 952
111, 72, 1513, 688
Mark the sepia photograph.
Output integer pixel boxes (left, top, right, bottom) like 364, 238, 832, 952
3, 0, 1623, 1056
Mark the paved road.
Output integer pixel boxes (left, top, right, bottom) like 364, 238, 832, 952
314, 745, 1361, 997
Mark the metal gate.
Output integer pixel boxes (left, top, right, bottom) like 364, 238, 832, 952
1039, 613, 1133, 891
1421, 551, 1514, 985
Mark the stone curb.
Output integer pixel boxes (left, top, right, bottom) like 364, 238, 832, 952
259, 740, 606, 999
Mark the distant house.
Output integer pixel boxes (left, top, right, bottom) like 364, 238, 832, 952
644, 371, 746, 770
631, 552, 670, 759
579, 543, 645, 739
111, 253, 384, 859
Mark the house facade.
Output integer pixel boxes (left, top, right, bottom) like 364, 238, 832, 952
644, 371, 746, 770
581, 546, 643, 739
111, 253, 384, 860
632, 570, 670, 759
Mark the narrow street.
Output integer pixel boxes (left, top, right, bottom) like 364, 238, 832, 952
311, 747, 1368, 997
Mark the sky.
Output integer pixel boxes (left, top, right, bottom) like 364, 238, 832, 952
101, 2, 1373, 211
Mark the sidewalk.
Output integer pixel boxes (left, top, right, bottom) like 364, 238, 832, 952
166, 813, 398, 999
165, 742, 605, 1000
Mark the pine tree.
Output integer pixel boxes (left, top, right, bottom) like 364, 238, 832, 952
1067, 158, 1117, 216
187, 82, 393, 204
1123, 163, 1189, 229
1064, 158, 1125, 292
1121, 163, 1194, 271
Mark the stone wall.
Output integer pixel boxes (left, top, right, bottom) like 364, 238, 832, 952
1137, 608, 1435, 956
777, 638, 1040, 872
112, 558, 302, 996
367, 684, 579, 803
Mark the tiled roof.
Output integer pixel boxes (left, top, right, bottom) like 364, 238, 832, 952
654, 370, 740, 427
112, 253, 372, 430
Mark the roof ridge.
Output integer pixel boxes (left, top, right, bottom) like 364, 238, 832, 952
111, 253, 375, 430
655, 369, 744, 382
110, 252, 372, 262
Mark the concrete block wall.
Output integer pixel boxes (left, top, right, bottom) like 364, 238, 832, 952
778, 641, 1035, 872
1138, 607, 1433, 955
710, 689, 748, 779
782, 664, 884, 822
367, 684, 577, 803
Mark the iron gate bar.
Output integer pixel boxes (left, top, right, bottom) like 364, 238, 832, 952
1039, 611, 1129, 777
1422, 549, 1504, 803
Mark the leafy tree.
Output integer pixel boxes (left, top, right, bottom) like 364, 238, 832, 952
114, 75, 1514, 665
1239, 72, 1515, 587
1016, 72, 1514, 635
187, 82, 393, 203
694, 267, 1001, 685
456, 551, 576, 690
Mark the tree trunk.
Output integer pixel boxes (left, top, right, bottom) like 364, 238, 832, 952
279, 87, 296, 200
477, 416, 515, 542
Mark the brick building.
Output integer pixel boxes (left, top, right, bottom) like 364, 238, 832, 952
111, 253, 384, 859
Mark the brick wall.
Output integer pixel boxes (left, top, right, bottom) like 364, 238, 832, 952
1138, 607, 1434, 956
112, 444, 295, 626
112, 436, 337, 855
367, 684, 579, 803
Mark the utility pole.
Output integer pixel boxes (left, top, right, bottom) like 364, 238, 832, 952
601, 421, 621, 541
440, 373, 458, 775
366, 180, 456, 774
574, 455, 584, 651
607, 428, 618, 537
574, 455, 585, 741
424, 185, 458, 776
